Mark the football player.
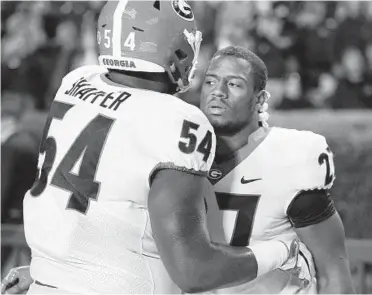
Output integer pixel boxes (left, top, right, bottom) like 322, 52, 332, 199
200, 46, 355, 294
1, 2, 300, 294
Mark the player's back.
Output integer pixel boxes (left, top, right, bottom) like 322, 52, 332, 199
23, 66, 214, 294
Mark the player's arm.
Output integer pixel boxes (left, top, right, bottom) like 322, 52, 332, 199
287, 137, 355, 294
149, 170, 290, 293
294, 209, 354, 293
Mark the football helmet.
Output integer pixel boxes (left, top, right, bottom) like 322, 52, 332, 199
97, 0, 202, 92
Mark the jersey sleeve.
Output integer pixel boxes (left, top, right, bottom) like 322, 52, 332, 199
283, 133, 336, 221
293, 135, 336, 192
143, 107, 216, 186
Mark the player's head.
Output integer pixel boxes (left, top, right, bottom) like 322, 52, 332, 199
97, 0, 202, 93
200, 46, 270, 135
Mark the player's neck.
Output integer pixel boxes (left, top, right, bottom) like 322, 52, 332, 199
215, 122, 259, 158
107, 71, 173, 94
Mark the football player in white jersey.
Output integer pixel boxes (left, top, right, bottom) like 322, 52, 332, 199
1, 2, 301, 295
200, 46, 355, 294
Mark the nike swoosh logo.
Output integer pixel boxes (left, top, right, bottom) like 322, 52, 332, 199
241, 177, 262, 184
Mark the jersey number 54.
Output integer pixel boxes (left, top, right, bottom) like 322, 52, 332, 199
30, 101, 114, 215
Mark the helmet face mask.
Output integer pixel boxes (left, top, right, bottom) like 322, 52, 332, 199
97, 0, 202, 92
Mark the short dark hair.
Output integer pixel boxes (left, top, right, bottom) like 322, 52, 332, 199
212, 46, 268, 92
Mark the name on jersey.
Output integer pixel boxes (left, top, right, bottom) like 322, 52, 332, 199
101, 58, 136, 69
65, 78, 131, 111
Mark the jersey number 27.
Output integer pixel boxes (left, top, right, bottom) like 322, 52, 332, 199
30, 101, 114, 215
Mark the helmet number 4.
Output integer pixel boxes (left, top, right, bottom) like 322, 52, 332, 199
123, 32, 136, 51
100, 30, 136, 51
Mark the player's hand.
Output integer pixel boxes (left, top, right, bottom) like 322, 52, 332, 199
280, 238, 301, 271
280, 239, 315, 293
1, 266, 33, 294
279, 267, 310, 294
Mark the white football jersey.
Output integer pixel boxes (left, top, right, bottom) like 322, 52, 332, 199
205, 127, 335, 293
23, 65, 216, 294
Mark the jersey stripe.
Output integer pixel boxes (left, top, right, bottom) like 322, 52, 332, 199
113, 0, 128, 57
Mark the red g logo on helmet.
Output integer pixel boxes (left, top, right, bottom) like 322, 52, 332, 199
172, 0, 194, 21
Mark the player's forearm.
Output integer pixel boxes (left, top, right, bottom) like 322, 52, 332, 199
319, 279, 355, 294
316, 260, 355, 294
186, 243, 257, 293
180, 240, 288, 293
318, 271, 355, 294
319, 283, 355, 294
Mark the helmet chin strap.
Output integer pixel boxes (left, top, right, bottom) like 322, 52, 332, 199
177, 29, 203, 93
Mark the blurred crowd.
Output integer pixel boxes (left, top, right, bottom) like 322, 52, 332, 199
1, 1, 102, 113
186, 1, 372, 108
2, 1, 372, 116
